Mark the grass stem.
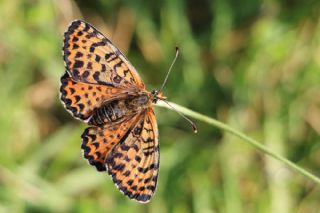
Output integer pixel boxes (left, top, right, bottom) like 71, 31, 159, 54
156, 101, 320, 185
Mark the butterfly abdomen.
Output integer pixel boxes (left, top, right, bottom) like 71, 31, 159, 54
88, 94, 150, 126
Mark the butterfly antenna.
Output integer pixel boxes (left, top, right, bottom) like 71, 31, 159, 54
161, 99, 198, 133
159, 47, 179, 93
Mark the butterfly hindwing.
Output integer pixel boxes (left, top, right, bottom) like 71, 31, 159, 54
105, 109, 159, 203
60, 72, 124, 121
63, 20, 145, 89
81, 115, 140, 171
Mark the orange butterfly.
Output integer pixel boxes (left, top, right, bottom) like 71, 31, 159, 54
60, 20, 165, 203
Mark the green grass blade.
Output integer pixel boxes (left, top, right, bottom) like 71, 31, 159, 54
156, 101, 320, 185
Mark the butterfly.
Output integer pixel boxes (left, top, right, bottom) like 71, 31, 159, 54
60, 20, 166, 203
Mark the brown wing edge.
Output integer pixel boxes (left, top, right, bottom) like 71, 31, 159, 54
106, 109, 159, 203
81, 127, 107, 171
59, 71, 87, 121
63, 20, 86, 81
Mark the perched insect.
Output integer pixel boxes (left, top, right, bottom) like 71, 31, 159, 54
60, 20, 196, 203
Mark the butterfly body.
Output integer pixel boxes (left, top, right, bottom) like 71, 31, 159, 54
88, 91, 153, 126
60, 20, 162, 203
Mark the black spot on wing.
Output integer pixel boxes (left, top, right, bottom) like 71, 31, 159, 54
74, 60, 84, 69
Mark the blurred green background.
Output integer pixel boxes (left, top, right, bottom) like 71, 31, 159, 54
1, 0, 320, 212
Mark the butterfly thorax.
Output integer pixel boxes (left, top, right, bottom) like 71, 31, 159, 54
88, 91, 152, 126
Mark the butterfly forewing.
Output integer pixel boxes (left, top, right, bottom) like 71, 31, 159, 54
105, 109, 159, 202
63, 20, 145, 89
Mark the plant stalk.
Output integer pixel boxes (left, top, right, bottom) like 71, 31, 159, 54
156, 101, 320, 185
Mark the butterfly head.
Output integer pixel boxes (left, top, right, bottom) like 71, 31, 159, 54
151, 90, 167, 104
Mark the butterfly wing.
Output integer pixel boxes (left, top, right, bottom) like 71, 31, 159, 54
105, 108, 159, 203
81, 114, 140, 171
63, 20, 145, 89
60, 72, 126, 121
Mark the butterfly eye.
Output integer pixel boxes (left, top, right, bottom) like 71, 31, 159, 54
150, 90, 159, 103
151, 90, 158, 96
